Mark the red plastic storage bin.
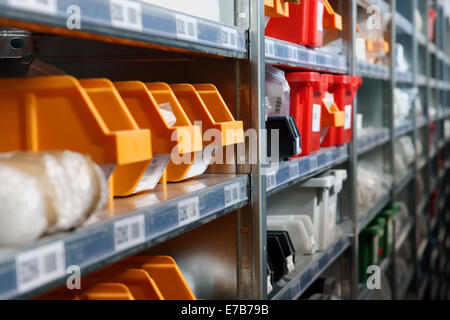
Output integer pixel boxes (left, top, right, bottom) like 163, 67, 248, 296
428, 8, 438, 41
286, 72, 327, 156
265, 0, 342, 48
321, 75, 362, 147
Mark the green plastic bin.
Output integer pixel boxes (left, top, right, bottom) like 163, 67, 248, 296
378, 209, 397, 259
359, 224, 383, 283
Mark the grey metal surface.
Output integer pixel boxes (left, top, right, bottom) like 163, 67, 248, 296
269, 235, 350, 300
265, 146, 349, 195
395, 170, 414, 194
0, 0, 247, 58
0, 174, 248, 299
395, 218, 414, 251
265, 37, 348, 74
356, 61, 390, 80
357, 129, 390, 155
397, 265, 414, 299
0, 27, 32, 58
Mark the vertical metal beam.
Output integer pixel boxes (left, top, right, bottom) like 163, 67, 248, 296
343, 0, 359, 300
407, 0, 420, 301
389, 0, 398, 300
235, 0, 266, 300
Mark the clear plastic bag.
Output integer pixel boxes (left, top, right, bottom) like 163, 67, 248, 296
394, 88, 418, 123
397, 136, 416, 166
0, 151, 108, 246
265, 64, 290, 117
357, 162, 392, 214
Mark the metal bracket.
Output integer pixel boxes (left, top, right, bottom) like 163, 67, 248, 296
0, 28, 33, 58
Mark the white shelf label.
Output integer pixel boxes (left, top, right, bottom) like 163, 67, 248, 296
289, 163, 300, 179
266, 172, 277, 190
178, 197, 200, 226
114, 214, 146, 252
134, 154, 170, 193
110, 0, 143, 32
185, 148, 215, 179
175, 14, 198, 41
265, 39, 275, 58
224, 182, 241, 207
288, 46, 297, 61
344, 105, 352, 130
16, 241, 65, 293
221, 26, 238, 49
7, 0, 57, 14
312, 104, 321, 132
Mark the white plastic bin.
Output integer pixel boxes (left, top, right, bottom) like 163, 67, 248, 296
267, 215, 317, 255
298, 169, 347, 251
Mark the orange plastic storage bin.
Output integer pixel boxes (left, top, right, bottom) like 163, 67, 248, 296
168, 83, 244, 146
0, 76, 152, 189
265, 0, 289, 18
79, 78, 154, 197
266, 0, 342, 48
114, 81, 203, 182
321, 75, 361, 147
39, 281, 136, 300
85, 268, 165, 300
119, 256, 196, 300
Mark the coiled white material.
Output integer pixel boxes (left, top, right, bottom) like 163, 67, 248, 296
0, 151, 108, 246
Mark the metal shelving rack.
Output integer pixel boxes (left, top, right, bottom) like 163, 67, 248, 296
0, 0, 449, 300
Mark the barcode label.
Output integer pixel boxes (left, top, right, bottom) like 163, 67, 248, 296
114, 214, 145, 252
134, 154, 170, 193
224, 182, 241, 207
266, 173, 277, 190
310, 157, 318, 169
221, 26, 238, 49
289, 163, 300, 179
312, 104, 321, 132
274, 97, 282, 114
175, 14, 198, 41
344, 105, 352, 130
265, 39, 275, 57
184, 148, 215, 179
178, 197, 200, 226
288, 46, 297, 60
7, 0, 57, 14
16, 242, 65, 293
110, 0, 143, 31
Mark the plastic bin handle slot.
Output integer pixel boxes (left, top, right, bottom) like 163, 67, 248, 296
321, 98, 345, 128
323, 0, 342, 31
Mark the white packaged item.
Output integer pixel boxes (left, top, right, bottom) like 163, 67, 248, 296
394, 88, 416, 122
414, 9, 423, 32
357, 163, 389, 213
397, 136, 415, 165
395, 43, 409, 73
265, 64, 291, 117
0, 151, 108, 246
267, 215, 317, 255
394, 152, 407, 177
